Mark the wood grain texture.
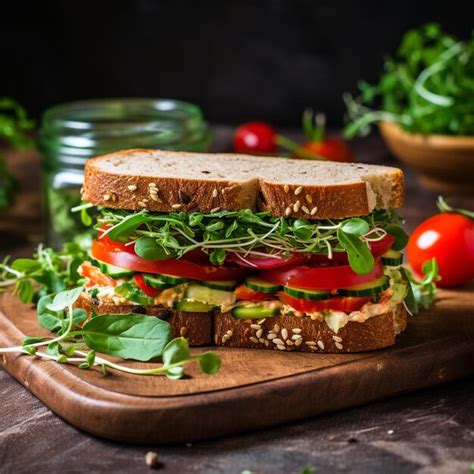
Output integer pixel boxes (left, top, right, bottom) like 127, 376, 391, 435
1, 282, 473, 444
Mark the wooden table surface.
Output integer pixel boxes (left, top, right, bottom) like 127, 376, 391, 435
1, 127, 473, 474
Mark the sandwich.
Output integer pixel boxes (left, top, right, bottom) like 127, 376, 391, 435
76, 148, 410, 353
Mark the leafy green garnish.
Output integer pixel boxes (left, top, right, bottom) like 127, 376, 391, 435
96, 207, 404, 275
400, 259, 439, 315
0, 243, 88, 304
344, 23, 474, 137
0, 287, 221, 379
79, 313, 172, 361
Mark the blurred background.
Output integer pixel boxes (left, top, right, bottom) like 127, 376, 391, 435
1, 0, 471, 126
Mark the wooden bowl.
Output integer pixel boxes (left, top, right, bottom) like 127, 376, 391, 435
379, 121, 474, 194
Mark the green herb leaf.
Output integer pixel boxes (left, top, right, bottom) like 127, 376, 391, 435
106, 213, 149, 241
166, 366, 185, 380
199, 352, 222, 374
11, 259, 42, 273
134, 237, 169, 260
46, 287, 84, 312
337, 229, 374, 275
162, 337, 191, 366
22, 336, 48, 345
15, 279, 34, 304
385, 224, 409, 251
340, 218, 370, 236
37, 295, 64, 332
79, 313, 172, 361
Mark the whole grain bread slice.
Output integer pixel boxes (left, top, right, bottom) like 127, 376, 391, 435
82, 149, 404, 219
214, 304, 407, 353
76, 292, 406, 352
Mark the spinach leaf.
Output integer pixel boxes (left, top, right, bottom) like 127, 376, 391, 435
337, 229, 374, 275
80, 313, 172, 361
134, 237, 169, 260
385, 224, 409, 251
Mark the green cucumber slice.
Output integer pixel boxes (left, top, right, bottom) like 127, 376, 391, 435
90, 258, 135, 278
283, 286, 331, 301
232, 305, 279, 319
245, 276, 282, 294
339, 276, 390, 297
185, 283, 236, 306
381, 249, 403, 266
174, 300, 215, 312
201, 280, 239, 291
142, 274, 174, 289
158, 273, 189, 285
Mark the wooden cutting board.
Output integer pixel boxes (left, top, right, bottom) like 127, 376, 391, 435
0, 286, 473, 444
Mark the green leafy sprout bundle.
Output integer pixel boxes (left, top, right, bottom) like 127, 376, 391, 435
344, 23, 474, 137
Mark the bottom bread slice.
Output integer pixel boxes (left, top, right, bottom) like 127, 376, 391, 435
76, 293, 407, 353
76, 294, 213, 346
214, 304, 407, 353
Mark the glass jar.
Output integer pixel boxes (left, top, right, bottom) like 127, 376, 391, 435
38, 98, 211, 247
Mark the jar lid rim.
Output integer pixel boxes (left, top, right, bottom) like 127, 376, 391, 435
41, 98, 204, 129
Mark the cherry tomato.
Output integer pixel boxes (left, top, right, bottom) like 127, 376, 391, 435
233, 122, 277, 154
261, 259, 384, 290
91, 239, 247, 281
278, 292, 370, 313
408, 213, 474, 288
133, 274, 161, 297
298, 138, 353, 163
78, 261, 116, 288
234, 284, 270, 302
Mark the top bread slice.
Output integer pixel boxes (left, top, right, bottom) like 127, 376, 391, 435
81, 149, 404, 219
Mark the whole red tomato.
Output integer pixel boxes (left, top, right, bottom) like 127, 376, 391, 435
407, 213, 474, 288
233, 122, 277, 154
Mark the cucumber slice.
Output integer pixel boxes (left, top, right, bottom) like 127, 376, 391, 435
174, 300, 215, 313
185, 283, 236, 306
339, 276, 390, 297
245, 276, 282, 294
90, 257, 135, 278
201, 280, 238, 291
158, 273, 189, 285
142, 274, 174, 289
232, 305, 279, 319
381, 249, 403, 266
283, 286, 331, 300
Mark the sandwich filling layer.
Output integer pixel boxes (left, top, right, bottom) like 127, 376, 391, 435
77, 206, 412, 329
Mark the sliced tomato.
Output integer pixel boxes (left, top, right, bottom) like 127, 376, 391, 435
91, 239, 247, 281
279, 292, 370, 313
234, 284, 271, 302
78, 261, 116, 288
227, 252, 306, 269
133, 274, 161, 297
262, 258, 384, 290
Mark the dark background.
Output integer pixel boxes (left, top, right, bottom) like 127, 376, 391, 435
2, 0, 471, 126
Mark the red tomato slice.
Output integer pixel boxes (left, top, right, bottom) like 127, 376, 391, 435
262, 259, 384, 290
91, 239, 247, 281
234, 284, 271, 302
227, 252, 306, 269
279, 292, 370, 313
133, 274, 161, 297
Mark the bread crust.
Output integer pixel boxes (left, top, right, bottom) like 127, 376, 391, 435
81, 149, 404, 219
76, 293, 212, 346
214, 305, 407, 353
